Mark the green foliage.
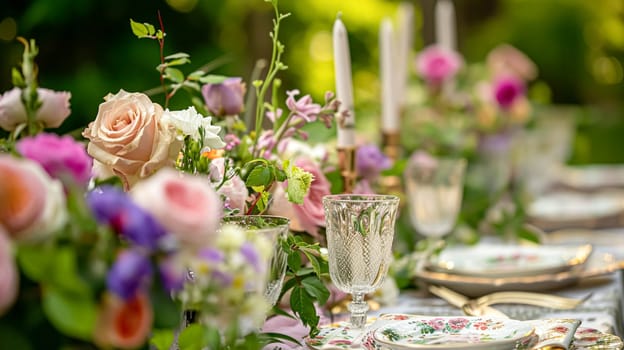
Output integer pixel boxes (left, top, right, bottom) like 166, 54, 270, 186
283, 159, 313, 204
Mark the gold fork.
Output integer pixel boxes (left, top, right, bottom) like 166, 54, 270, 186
472, 290, 591, 309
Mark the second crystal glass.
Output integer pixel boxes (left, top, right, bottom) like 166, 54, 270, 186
322, 194, 400, 328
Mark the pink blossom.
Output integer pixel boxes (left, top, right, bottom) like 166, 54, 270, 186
408, 150, 438, 170
0, 227, 18, 316
218, 175, 248, 214
493, 75, 525, 109
0, 155, 67, 241
415, 45, 463, 86
16, 133, 93, 188
223, 133, 240, 151
130, 168, 223, 248
286, 90, 322, 123
0, 87, 71, 131
487, 44, 538, 81
269, 158, 330, 238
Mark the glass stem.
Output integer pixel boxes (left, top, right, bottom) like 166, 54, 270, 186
348, 292, 368, 328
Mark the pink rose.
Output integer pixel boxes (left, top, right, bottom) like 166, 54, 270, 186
0, 155, 67, 241
0, 226, 18, 316
16, 133, 93, 188
415, 45, 463, 86
94, 292, 153, 349
0, 87, 71, 131
487, 44, 538, 81
130, 168, 223, 248
268, 158, 330, 238
82, 90, 182, 189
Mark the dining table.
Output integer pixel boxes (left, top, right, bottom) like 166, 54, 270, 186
309, 164, 624, 349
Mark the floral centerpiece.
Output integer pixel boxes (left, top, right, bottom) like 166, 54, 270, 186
0, 0, 366, 348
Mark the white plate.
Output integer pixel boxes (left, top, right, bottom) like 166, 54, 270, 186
373, 316, 534, 350
415, 252, 622, 298
527, 191, 624, 221
427, 244, 592, 278
557, 164, 624, 190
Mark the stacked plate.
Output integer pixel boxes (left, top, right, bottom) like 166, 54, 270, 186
413, 243, 623, 297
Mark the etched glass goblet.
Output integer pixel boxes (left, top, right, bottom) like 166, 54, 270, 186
322, 194, 400, 328
404, 156, 466, 264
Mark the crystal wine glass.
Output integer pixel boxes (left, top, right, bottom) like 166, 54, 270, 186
404, 155, 466, 256
322, 194, 400, 328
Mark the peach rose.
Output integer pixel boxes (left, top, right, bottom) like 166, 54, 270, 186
0, 87, 71, 131
0, 155, 67, 241
82, 90, 182, 189
268, 157, 330, 238
130, 168, 223, 248
0, 226, 18, 316
94, 292, 153, 349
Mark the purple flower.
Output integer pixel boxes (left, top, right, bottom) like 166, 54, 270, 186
415, 45, 463, 86
240, 242, 262, 273
266, 108, 283, 124
493, 76, 525, 109
198, 247, 225, 263
223, 133, 240, 151
356, 144, 392, 181
87, 186, 167, 250
201, 77, 246, 117
107, 249, 152, 300
158, 256, 185, 293
16, 133, 92, 188
285, 90, 321, 123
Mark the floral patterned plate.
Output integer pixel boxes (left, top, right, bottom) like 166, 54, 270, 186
571, 327, 624, 350
372, 316, 535, 350
427, 244, 592, 278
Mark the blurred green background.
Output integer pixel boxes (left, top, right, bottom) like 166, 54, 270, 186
1, 0, 623, 163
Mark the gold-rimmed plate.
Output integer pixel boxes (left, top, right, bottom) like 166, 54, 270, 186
427, 244, 592, 278
415, 252, 623, 298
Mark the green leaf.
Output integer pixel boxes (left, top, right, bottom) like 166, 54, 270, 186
130, 19, 150, 38
289, 286, 319, 330
301, 276, 330, 305
302, 250, 323, 277
42, 286, 97, 341
150, 329, 176, 350
17, 244, 55, 282
178, 324, 211, 350
11, 67, 24, 87
165, 67, 185, 83
246, 165, 273, 187
150, 283, 181, 329
165, 52, 190, 60
287, 250, 302, 272
188, 70, 206, 81
199, 74, 229, 84
166, 57, 191, 67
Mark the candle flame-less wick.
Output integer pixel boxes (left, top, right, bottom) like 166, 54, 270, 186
336, 12, 342, 20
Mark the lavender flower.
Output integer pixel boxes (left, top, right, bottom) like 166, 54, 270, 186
107, 249, 152, 300
356, 144, 392, 181
201, 78, 246, 117
493, 76, 525, 109
87, 186, 167, 250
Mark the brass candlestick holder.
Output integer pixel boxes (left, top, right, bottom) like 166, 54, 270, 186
337, 146, 357, 194
380, 130, 403, 194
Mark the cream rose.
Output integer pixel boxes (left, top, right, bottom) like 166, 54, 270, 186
82, 90, 182, 189
0, 155, 67, 241
130, 168, 223, 248
0, 87, 71, 131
